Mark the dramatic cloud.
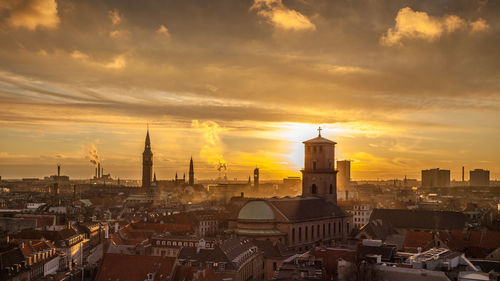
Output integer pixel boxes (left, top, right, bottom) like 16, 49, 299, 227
0, 0, 499, 180
1, 0, 60, 30
251, 0, 316, 31
381, 7, 489, 46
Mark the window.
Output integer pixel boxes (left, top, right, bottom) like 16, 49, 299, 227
305, 226, 308, 240
311, 184, 317, 194
292, 228, 295, 243
156, 241, 160, 245
334, 222, 336, 234
298, 227, 302, 242
328, 223, 331, 235
323, 224, 325, 237
319, 146, 323, 152
311, 225, 314, 239
312, 160, 317, 170
313, 146, 317, 152
317, 225, 320, 238
273, 262, 277, 271
162, 241, 166, 245
329, 184, 333, 194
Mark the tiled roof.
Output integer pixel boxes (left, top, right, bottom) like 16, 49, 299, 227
403, 231, 434, 250
95, 253, 176, 281
369, 209, 466, 230
267, 197, 347, 222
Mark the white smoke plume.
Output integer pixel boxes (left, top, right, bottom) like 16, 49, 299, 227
191, 120, 226, 169
88, 144, 100, 166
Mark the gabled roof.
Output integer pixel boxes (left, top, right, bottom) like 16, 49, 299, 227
95, 253, 176, 281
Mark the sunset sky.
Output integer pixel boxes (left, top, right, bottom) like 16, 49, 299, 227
0, 0, 499, 181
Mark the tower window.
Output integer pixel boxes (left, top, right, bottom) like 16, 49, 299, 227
312, 160, 316, 170
313, 146, 317, 152
305, 226, 308, 240
319, 146, 323, 152
292, 228, 295, 243
311, 184, 317, 194
298, 227, 302, 242
329, 184, 333, 194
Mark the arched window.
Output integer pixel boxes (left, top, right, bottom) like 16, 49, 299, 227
311, 225, 314, 239
319, 146, 323, 152
311, 184, 317, 194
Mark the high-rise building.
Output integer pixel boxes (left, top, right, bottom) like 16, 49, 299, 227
301, 128, 338, 204
469, 169, 490, 186
142, 127, 153, 188
421, 168, 450, 188
188, 157, 194, 185
336, 160, 351, 191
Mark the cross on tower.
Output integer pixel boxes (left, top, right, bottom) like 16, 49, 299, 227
317, 126, 322, 137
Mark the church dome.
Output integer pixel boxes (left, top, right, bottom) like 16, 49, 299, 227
238, 200, 275, 220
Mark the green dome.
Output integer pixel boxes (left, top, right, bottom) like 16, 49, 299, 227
238, 201, 275, 220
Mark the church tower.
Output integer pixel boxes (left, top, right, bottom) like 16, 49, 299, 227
188, 157, 194, 185
142, 126, 153, 188
301, 127, 338, 204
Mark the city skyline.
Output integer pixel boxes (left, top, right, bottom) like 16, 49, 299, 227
1, 0, 500, 180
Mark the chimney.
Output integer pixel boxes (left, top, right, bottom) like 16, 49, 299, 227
98, 163, 101, 178
95, 167, 98, 178
57, 164, 61, 177
462, 166, 465, 182
102, 167, 104, 177
241, 192, 244, 198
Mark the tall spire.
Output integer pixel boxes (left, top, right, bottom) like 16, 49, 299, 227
189, 156, 194, 185
145, 123, 151, 150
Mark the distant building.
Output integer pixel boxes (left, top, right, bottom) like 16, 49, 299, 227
336, 160, 351, 191
254, 167, 260, 190
421, 168, 450, 188
470, 169, 490, 186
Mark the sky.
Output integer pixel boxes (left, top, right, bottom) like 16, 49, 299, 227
0, 0, 499, 181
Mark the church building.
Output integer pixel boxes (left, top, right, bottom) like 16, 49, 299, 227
228, 129, 352, 251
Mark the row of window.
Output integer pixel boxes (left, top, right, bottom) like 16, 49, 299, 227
154, 240, 212, 248
308, 146, 324, 153
291, 221, 349, 243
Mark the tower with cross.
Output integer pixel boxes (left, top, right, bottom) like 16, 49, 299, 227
301, 127, 338, 204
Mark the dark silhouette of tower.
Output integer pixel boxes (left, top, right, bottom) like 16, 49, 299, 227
142, 126, 153, 188
254, 167, 259, 190
189, 157, 194, 185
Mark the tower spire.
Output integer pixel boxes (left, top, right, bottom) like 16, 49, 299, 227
189, 156, 194, 185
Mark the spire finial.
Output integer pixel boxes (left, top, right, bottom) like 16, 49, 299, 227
317, 126, 322, 137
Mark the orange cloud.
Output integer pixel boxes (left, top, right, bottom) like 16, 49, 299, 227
381, 7, 488, 46
1, 0, 60, 30
251, 0, 316, 31
108, 9, 121, 25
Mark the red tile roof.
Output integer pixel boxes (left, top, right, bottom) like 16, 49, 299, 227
95, 253, 176, 281
403, 231, 434, 250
